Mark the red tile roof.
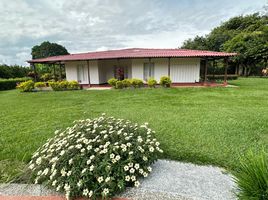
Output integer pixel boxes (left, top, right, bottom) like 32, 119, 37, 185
27, 48, 237, 63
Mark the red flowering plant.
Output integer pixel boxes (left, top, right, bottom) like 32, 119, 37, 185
116, 68, 124, 80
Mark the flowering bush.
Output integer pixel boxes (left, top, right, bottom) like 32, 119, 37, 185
28, 114, 162, 199
16, 80, 35, 92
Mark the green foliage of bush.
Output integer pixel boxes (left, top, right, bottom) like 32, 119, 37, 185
159, 76, 172, 87
147, 78, 157, 88
122, 79, 131, 88
59, 81, 69, 89
0, 78, 31, 91
16, 80, 35, 92
234, 150, 268, 200
131, 78, 144, 88
116, 80, 124, 89
108, 78, 118, 88
41, 73, 53, 82
49, 81, 80, 91
28, 115, 162, 199
67, 81, 80, 90
34, 82, 46, 88
48, 81, 61, 91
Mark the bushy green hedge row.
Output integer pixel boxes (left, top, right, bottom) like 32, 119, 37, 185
0, 65, 30, 79
48, 80, 80, 91
108, 76, 172, 89
16, 80, 80, 92
0, 77, 31, 90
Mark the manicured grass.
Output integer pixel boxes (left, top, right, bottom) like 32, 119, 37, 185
0, 78, 268, 182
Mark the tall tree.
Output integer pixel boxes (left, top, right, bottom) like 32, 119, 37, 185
181, 13, 268, 76
31, 41, 69, 59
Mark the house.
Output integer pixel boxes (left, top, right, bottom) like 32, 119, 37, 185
27, 48, 237, 87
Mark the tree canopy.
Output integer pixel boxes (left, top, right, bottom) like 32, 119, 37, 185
31, 41, 69, 59
181, 13, 268, 75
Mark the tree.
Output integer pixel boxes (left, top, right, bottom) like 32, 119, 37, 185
31, 41, 69, 59
181, 13, 268, 76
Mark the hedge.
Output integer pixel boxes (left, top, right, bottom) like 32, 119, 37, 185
0, 78, 31, 91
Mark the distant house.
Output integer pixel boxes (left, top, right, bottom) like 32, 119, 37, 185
28, 48, 236, 87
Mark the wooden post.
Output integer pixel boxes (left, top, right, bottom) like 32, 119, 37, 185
204, 58, 208, 85
168, 57, 171, 77
224, 58, 228, 85
32, 63, 37, 82
87, 60, 90, 86
53, 64, 56, 80
59, 63, 62, 81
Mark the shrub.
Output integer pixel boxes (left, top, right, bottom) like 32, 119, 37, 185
0, 77, 31, 90
147, 78, 157, 88
59, 81, 69, 90
34, 82, 46, 88
122, 79, 131, 88
41, 73, 53, 82
16, 80, 35, 92
28, 114, 162, 199
67, 81, 80, 90
159, 76, 172, 87
131, 78, 144, 88
234, 150, 268, 200
49, 81, 80, 91
116, 80, 124, 89
108, 78, 118, 88
48, 81, 61, 91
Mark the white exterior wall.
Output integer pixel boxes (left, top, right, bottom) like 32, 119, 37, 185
151, 58, 169, 82
170, 58, 200, 83
64, 57, 201, 84
88, 60, 99, 84
131, 58, 200, 83
65, 62, 77, 81
131, 59, 146, 80
65, 61, 89, 84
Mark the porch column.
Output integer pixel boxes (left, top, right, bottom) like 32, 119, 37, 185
87, 60, 90, 85
59, 62, 62, 81
204, 58, 208, 85
224, 58, 228, 85
32, 63, 37, 82
168, 57, 171, 77
53, 64, 56, 80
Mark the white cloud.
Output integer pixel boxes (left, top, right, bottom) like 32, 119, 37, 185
0, 0, 266, 65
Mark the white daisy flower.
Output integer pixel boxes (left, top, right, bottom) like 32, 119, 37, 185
97, 176, 104, 183
129, 168, 135, 174
125, 175, 130, 181
134, 181, 140, 187
105, 177, 111, 182
124, 165, 129, 171
131, 175, 136, 181
89, 165, 94, 171
134, 164, 140, 169
102, 188, 109, 196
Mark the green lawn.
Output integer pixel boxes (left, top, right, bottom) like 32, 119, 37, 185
0, 78, 268, 182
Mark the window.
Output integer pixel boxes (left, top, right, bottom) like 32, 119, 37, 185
143, 63, 154, 81
77, 64, 86, 83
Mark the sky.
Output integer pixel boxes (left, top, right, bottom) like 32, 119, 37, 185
0, 0, 266, 66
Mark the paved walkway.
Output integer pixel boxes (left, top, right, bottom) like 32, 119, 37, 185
0, 160, 237, 200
